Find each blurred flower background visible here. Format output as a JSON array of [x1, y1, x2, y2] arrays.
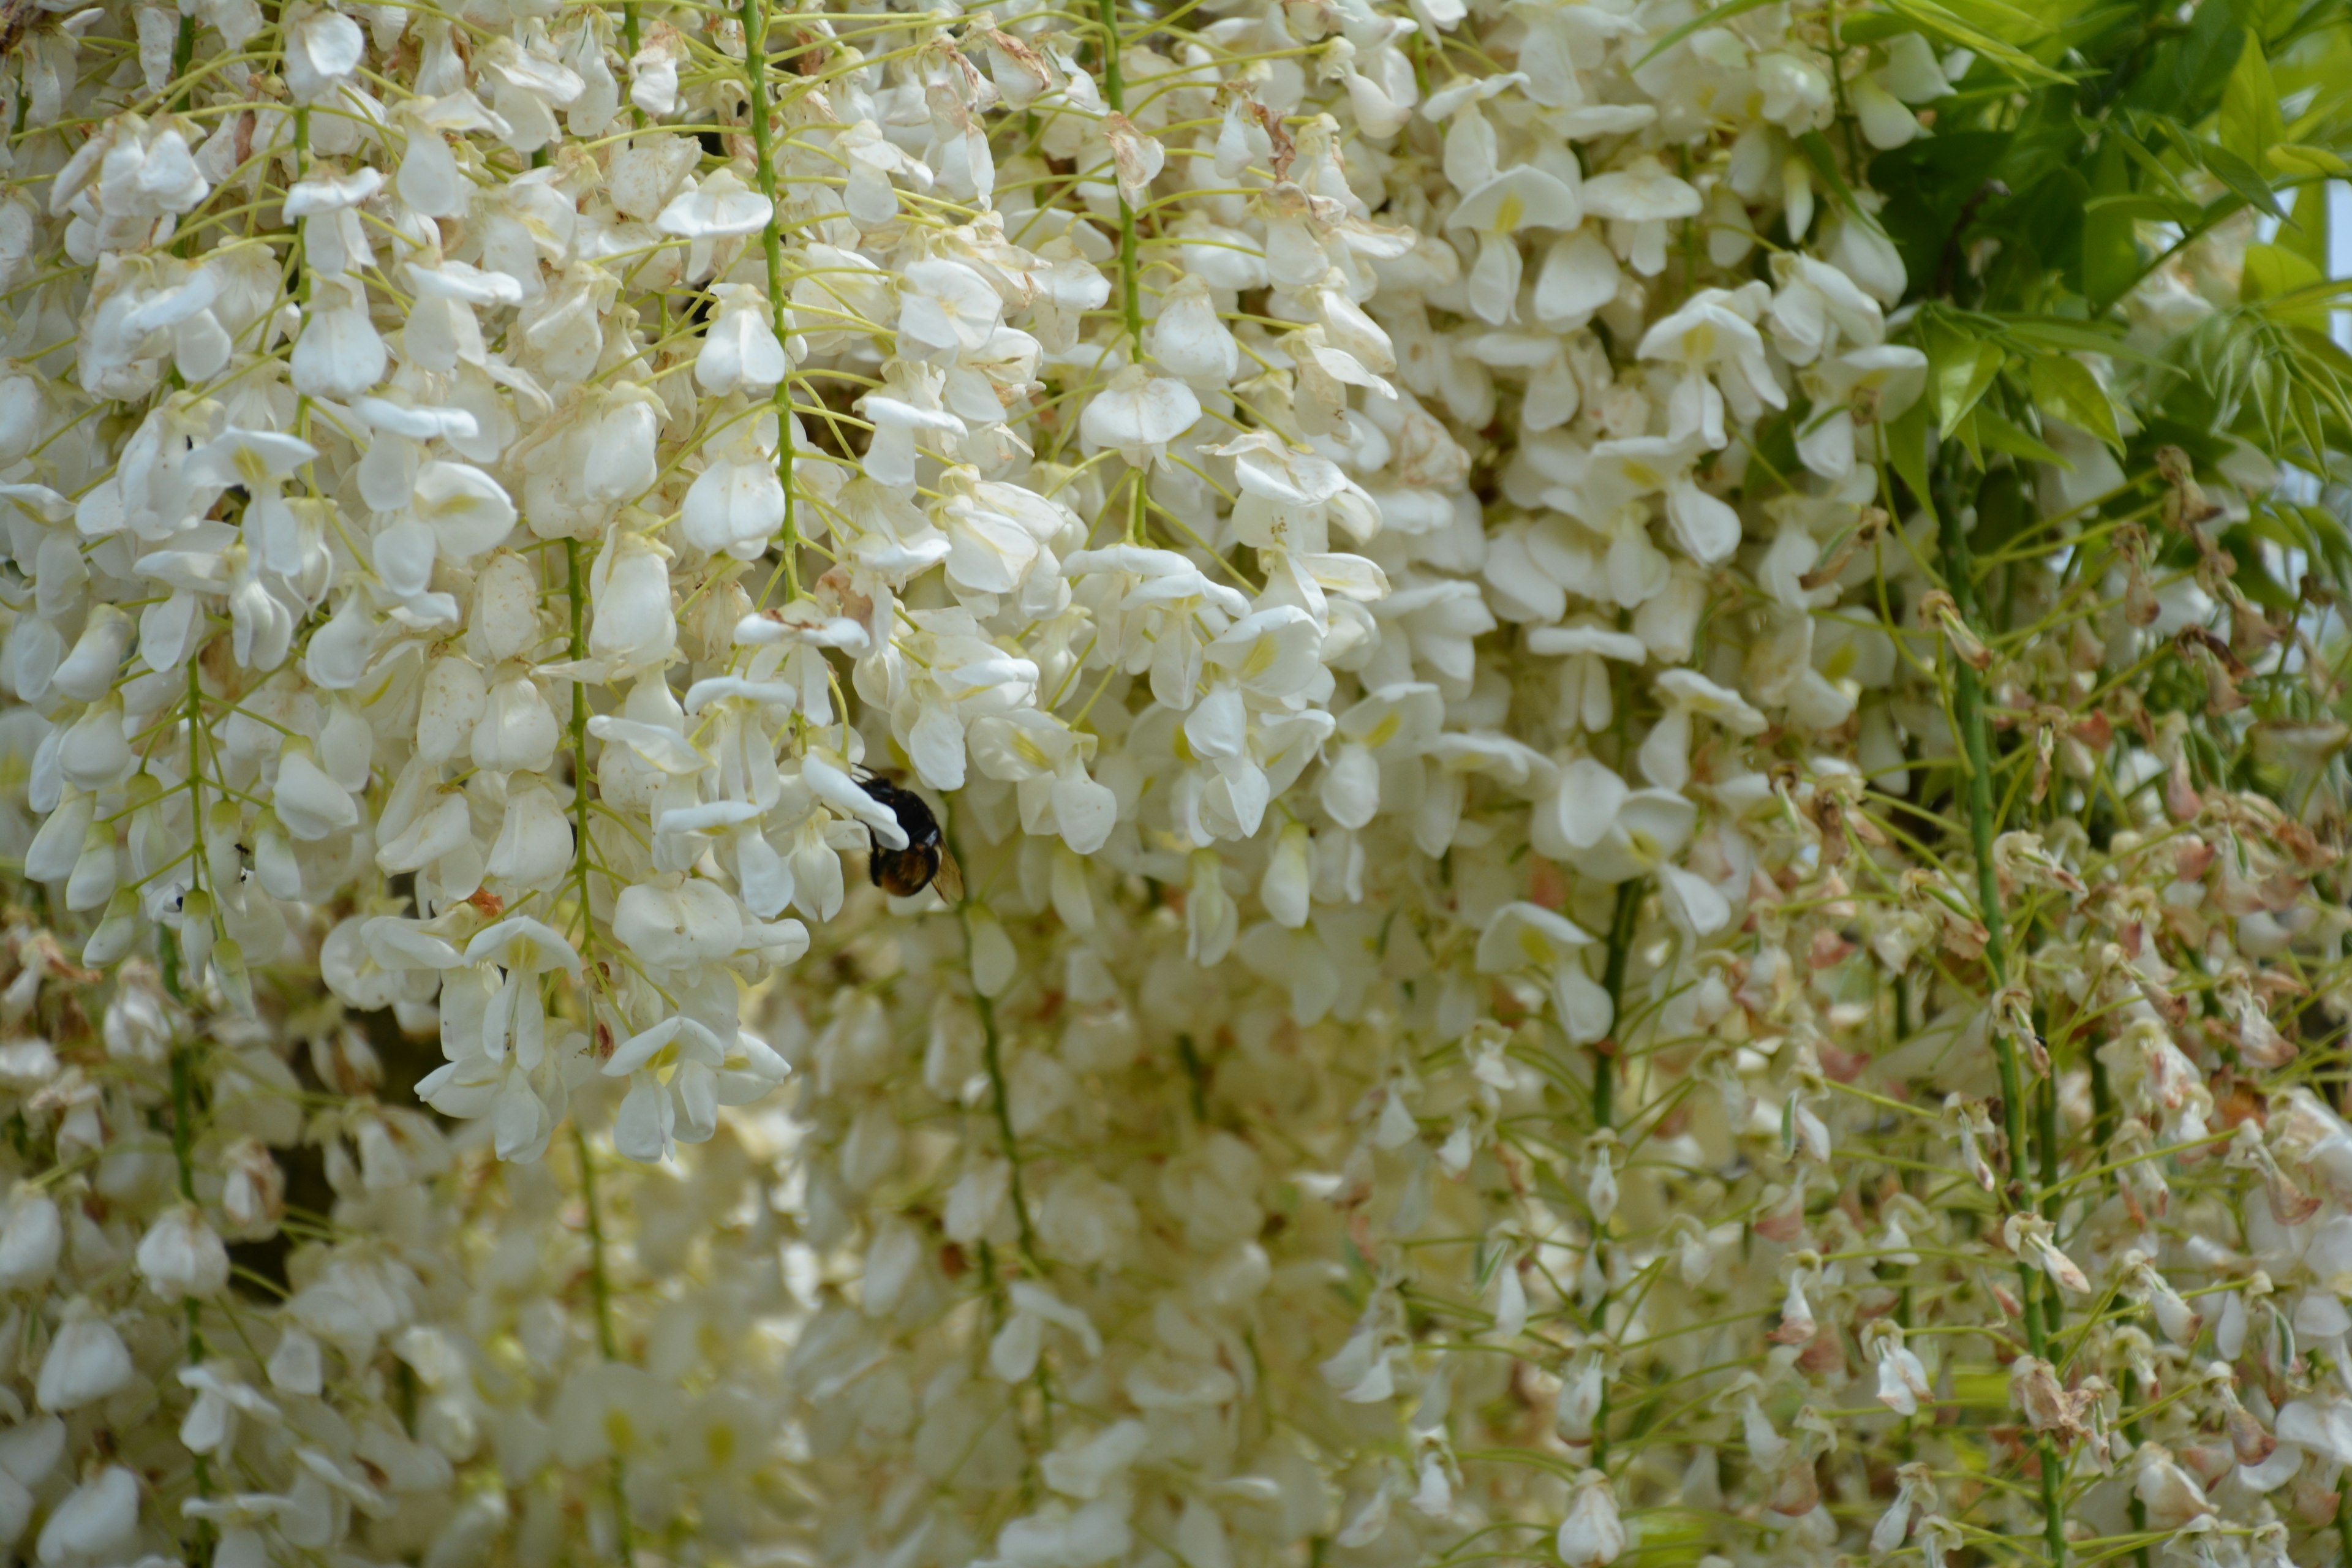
[[4, 0, 2352, 1565]]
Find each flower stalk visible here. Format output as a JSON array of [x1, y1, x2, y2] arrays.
[[1585, 876, 1642, 1477], [567, 537, 596, 956], [1936, 486, 2065, 1568], [740, 0, 798, 595], [573, 1124, 636, 1567], [1096, 0, 1142, 347]]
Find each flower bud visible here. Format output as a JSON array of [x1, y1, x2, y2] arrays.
[[136, 1203, 230, 1301], [1556, 1471, 1624, 1568]]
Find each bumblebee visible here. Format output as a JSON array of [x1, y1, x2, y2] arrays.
[[859, 777, 963, 903]]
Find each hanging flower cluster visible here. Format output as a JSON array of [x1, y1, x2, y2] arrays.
[[6, 0, 2352, 1559]]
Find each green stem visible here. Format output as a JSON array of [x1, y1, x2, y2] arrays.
[[1175, 1033, 1209, 1125], [2087, 1047, 2116, 1150], [181, 655, 209, 919], [566, 539, 595, 954], [575, 1126, 620, 1360], [571, 1123, 634, 1566], [168, 15, 197, 111], [741, 0, 799, 598], [1116, 201, 1142, 348], [2036, 1071, 2063, 1338], [621, 3, 645, 128], [2098, 1058, 2150, 1568], [164, 1045, 216, 1531], [170, 658, 214, 1288], [157, 918, 216, 1539], [1587, 876, 1643, 1474], [944, 821, 1038, 1267], [167, 1050, 199, 1209], [973, 956, 1037, 1265], [560, 539, 627, 1560], [1593, 878, 1642, 1131], [1093, 0, 1142, 347], [2124, 1368, 2152, 1568], [1934, 486, 2065, 1568], [159, 924, 183, 1008]]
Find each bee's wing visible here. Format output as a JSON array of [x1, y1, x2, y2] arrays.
[[932, 849, 963, 906]]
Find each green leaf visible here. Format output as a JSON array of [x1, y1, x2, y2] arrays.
[[1630, 0, 1779, 67], [2297, 503, 2352, 573], [2029, 355, 2122, 450], [2192, 140, 2288, 219], [2245, 241, 2325, 293], [2113, 125, 2193, 196], [2082, 136, 2139, 307], [1885, 395, 1936, 518], [2002, 316, 2165, 367], [2280, 178, 2329, 273], [1953, 406, 1985, 467], [1928, 325, 2005, 432], [2247, 503, 2309, 554], [1936, 0, 2054, 37], [2220, 32, 2285, 172], [1974, 405, 2071, 466], [2283, 46, 2352, 141], [1879, 0, 2071, 83], [1744, 409, 1802, 493], [2135, 415, 2234, 469], [1866, 129, 2013, 287], [2132, 4, 2242, 121], [2271, 143, 2352, 176], [1836, 13, 1915, 43], [2082, 192, 2204, 222], [2243, 242, 2334, 333], [2286, 319, 2352, 386], [1795, 130, 1864, 222], [1972, 466, 2032, 558]]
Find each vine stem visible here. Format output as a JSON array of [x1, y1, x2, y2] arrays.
[[1093, 0, 1141, 345], [741, 0, 799, 599], [157, 929, 217, 1544], [167, 1048, 213, 1371], [1592, 880, 1641, 1132], [944, 819, 1038, 1267], [571, 1124, 635, 1566], [1934, 489, 2067, 1568], [560, 543, 630, 1565], [1586, 876, 1642, 1474], [1093, 0, 1148, 550], [167, 15, 197, 111], [2092, 1061, 2152, 1568], [575, 1126, 622, 1362], [566, 539, 595, 953], [972, 975, 1038, 1264], [620, 2, 644, 129], [160, 643, 217, 1539]]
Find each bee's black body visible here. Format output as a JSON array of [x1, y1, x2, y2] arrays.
[[860, 777, 959, 900]]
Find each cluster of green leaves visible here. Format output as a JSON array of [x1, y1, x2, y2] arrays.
[[1850, 0, 2352, 731]]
